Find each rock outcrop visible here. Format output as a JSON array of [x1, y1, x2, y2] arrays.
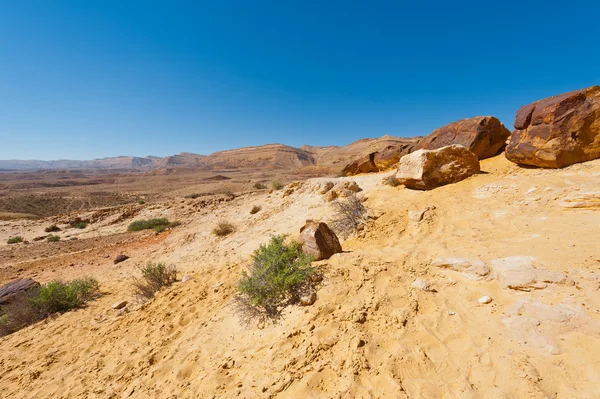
[[505, 86, 600, 168], [417, 116, 511, 159], [298, 221, 342, 260], [395, 145, 480, 190], [341, 153, 379, 176], [0, 278, 40, 305]]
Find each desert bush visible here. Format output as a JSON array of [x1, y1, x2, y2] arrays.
[[127, 218, 173, 232], [250, 205, 262, 214], [47, 235, 61, 242], [130, 262, 177, 300], [383, 175, 401, 187], [213, 220, 235, 237], [329, 194, 368, 238], [7, 236, 23, 244], [69, 218, 89, 229], [0, 277, 99, 336], [271, 180, 284, 190], [185, 193, 202, 199], [253, 182, 267, 190], [235, 235, 315, 322], [44, 224, 61, 233], [137, 199, 145, 205]]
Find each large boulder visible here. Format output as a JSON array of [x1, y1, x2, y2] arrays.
[[341, 153, 379, 176], [298, 221, 342, 261], [373, 143, 417, 170], [506, 86, 600, 168], [395, 145, 480, 190], [417, 116, 511, 159], [0, 278, 40, 305]]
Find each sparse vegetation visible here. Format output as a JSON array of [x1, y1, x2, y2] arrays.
[[44, 224, 61, 233], [383, 174, 401, 187], [271, 180, 284, 190], [137, 199, 145, 205], [130, 262, 177, 300], [185, 193, 202, 199], [7, 236, 23, 244], [127, 218, 175, 232], [235, 235, 315, 322], [253, 182, 267, 190], [329, 194, 368, 238], [213, 220, 235, 237], [250, 205, 262, 214], [69, 218, 89, 229], [0, 277, 99, 336], [47, 235, 61, 242]]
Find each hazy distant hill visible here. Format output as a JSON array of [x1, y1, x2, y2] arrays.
[[0, 136, 419, 173]]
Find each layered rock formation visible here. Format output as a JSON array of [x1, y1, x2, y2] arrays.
[[395, 145, 480, 190], [505, 86, 600, 168], [417, 116, 511, 159]]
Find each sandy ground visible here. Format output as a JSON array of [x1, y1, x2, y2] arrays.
[[1, 155, 600, 398]]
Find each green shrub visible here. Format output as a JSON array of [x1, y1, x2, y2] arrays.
[[236, 235, 315, 321], [44, 224, 61, 233], [7, 236, 23, 244], [250, 205, 262, 215], [0, 277, 99, 336], [137, 199, 145, 205], [47, 235, 61, 242], [130, 262, 177, 300], [69, 218, 89, 229], [213, 221, 235, 237], [127, 218, 173, 232], [253, 182, 267, 190], [271, 180, 283, 190]]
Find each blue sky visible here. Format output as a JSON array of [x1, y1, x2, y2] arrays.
[[1, 1, 599, 160]]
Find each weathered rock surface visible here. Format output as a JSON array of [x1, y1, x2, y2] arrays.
[[417, 116, 511, 159], [341, 153, 379, 176], [432, 257, 490, 280], [491, 257, 573, 291], [558, 192, 600, 209], [298, 221, 342, 261], [0, 278, 40, 305], [395, 145, 480, 190], [299, 292, 317, 306], [112, 301, 128, 309], [505, 86, 600, 168], [373, 143, 417, 170]]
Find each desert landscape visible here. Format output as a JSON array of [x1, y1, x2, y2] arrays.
[[0, 86, 599, 398]]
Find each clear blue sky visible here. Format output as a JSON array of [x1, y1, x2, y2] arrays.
[[1, 1, 599, 160]]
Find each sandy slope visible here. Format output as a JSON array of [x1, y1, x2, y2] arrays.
[[1, 155, 600, 398]]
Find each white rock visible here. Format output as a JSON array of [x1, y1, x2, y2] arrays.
[[411, 278, 432, 291], [181, 275, 193, 283], [478, 295, 492, 304], [432, 257, 490, 280]]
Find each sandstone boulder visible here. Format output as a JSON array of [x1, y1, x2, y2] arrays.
[[341, 153, 379, 176], [506, 86, 600, 168], [0, 278, 40, 305], [395, 145, 480, 190], [373, 143, 417, 170], [299, 221, 342, 261], [418, 116, 511, 159]]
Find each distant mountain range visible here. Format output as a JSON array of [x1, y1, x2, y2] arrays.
[[0, 136, 421, 173]]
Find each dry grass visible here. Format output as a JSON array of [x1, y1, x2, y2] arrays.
[[329, 194, 368, 238], [130, 263, 177, 301], [213, 221, 235, 236]]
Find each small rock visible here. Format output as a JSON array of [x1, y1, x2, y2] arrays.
[[478, 295, 492, 304], [112, 301, 128, 310], [114, 254, 129, 264], [352, 337, 366, 348], [411, 278, 432, 291], [300, 292, 317, 306], [181, 275, 193, 283], [448, 311, 456, 316]]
